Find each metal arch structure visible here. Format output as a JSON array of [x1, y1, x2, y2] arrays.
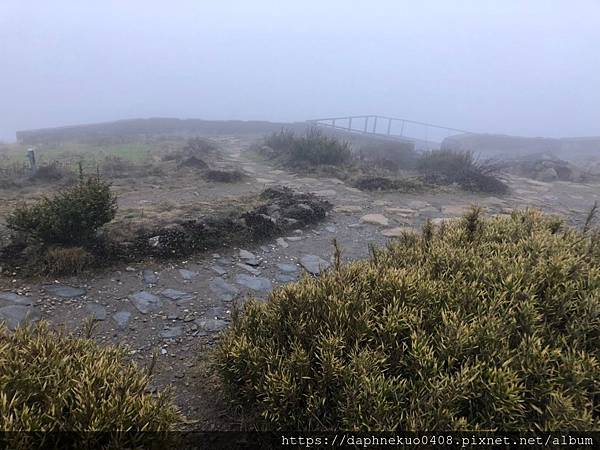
[[307, 115, 473, 150]]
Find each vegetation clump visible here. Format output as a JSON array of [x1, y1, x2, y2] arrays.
[[416, 149, 507, 194], [0, 322, 180, 448], [352, 175, 423, 192], [263, 128, 352, 167], [6, 174, 117, 246], [216, 209, 599, 431], [204, 169, 246, 183]]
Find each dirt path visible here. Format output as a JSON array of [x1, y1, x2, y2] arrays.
[[1, 137, 599, 428]]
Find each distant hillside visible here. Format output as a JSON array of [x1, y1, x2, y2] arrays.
[[16, 118, 309, 144], [442, 133, 600, 159]]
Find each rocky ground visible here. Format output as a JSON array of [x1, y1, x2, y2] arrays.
[[1, 137, 599, 429]]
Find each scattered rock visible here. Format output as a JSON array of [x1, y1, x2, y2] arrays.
[[276, 274, 297, 283], [360, 214, 390, 226], [382, 227, 416, 237], [143, 269, 158, 285], [0, 305, 40, 330], [0, 292, 32, 308], [236, 263, 261, 276], [235, 274, 273, 292], [277, 263, 298, 273], [211, 265, 227, 276], [209, 278, 239, 301], [299, 255, 330, 275], [45, 285, 86, 298], [160, 326, 183, 339], [129, 291, 162, 314], [194, 318, 228, 332], [239, 250, 260, 266], [160, 289, 194, 302], [85, 303, 107, 321], [179, 269, 198, 281], [334, 205, 362, 213], [112, 311, 131, 328]]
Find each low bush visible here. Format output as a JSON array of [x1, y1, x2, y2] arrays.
[[352, 176, 424, 192], [263, 128, 352, 167], [6, 175, 117, 246], [163, 137, 219, 162], [0, 322, 180, 447], [215, 209, 600, 431], [417, 150, 507, 194], [30, 162, 71, 182], [41, 246, 93, 275], [204, 169, 246, 183]]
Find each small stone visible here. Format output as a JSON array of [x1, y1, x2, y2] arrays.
[[235, 274, 273, 292], [277, 263, 298, 273], [160, 326, 183, 339], [325, 226, 337, 233], [160, 289, 194, 302], [142, 269, 158, 285], [276, 237, 289, 248], [85, 303, 107, 321], [211, 265, 227, 276], [0, 305, 40, 330], [209, 278, 239, 301], [333, 205, 362, 213], [129, 291, 162, 314], [194, 318, 227, 332], [179, 269, 198, 281], [45, 285, 86, 298], [0, 292, 32, 308], [286, 236, 302, 242], [360, 214, 389, 226], [239, 249, 260, 266], [236, 263, 261, 276], [382, 227, 416, 237], [299, 255, 330, 275]]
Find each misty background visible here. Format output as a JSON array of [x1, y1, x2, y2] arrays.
[[1, 0, 599, 142]]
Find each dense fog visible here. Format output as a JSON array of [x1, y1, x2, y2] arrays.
[[1, 0, 599, 141]]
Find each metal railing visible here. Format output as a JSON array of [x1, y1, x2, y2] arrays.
[[308, 115, 473, 149]]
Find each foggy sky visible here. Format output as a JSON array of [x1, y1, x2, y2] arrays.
[[1, 0, 599, 142]]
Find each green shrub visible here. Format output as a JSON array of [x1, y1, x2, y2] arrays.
[[6, 175, 117, 246], [42, 246, 93, 275], [215, 209, 600, 431], [0, 322, 180, 447], [264, 128, 352, 167], [417, 149, 507, 194], [352, 175, 424, 192]]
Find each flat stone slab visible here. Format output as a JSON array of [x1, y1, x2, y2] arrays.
[[236, 262, 261, 276], [277, 263, 298, 273], [286, 236, 303, 242], [0, 305, 40, 330], [239, 249, 260, 266], [179, 269, 198, 281], [160, 289, 194, 302], [45, 285, 86, 298], [300, 255, 330, 275], [235, 274, 273, 292], [384, 207, 417, 216], [276, 274, 298, 283], [113, 311, 132, 328], [407, 200, 431, 209], [195, 318, 228, 332], [160, 326, 183, 339], [209, 278, 239, 301], [129, 291, 162, 314], [0, 292, 32, 307], [85, 303, 107, 321], [360, 214, 390, 226], [143, 269, 158, 285], [382, 227, 416, 237], [211, 265, 227, 276], [334, 205, 363, 213]]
